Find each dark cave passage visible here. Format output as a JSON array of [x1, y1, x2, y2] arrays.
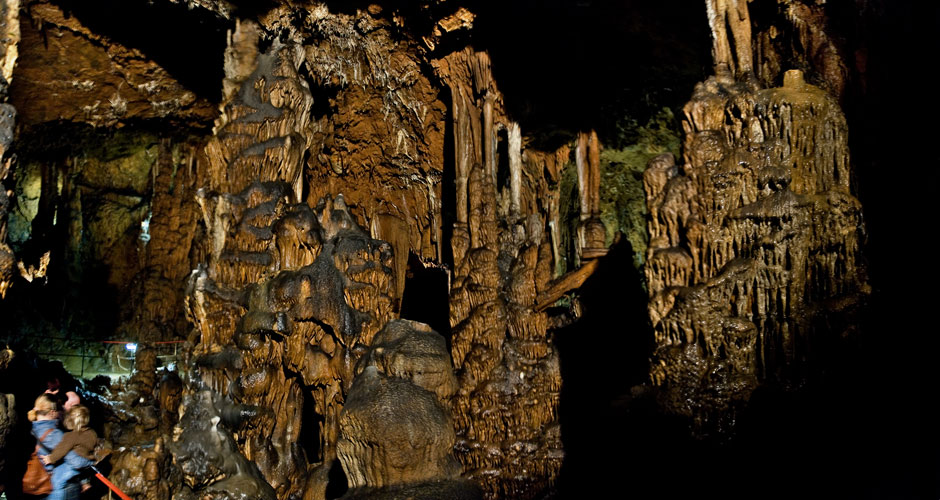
[[468, 0, 712, 147], [298, 388, 323, 464], [399, 251, 451, 340]]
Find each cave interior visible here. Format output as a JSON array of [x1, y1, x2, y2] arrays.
[[0, 0, 936, 499]]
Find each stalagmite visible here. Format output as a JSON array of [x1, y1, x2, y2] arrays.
[[576, 130, 606, 259], [644, 58, 868, 430], [508, 122, 523, 216], [337, 320, 480, 498], [1, 2, 897, 498]]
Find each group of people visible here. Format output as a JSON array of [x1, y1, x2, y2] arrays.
[[26, 382, 97, 499]]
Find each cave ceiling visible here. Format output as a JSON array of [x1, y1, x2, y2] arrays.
[[11, 0, 223, 127]]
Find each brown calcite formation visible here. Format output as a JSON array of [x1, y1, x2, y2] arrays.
[[706, 0, 754, 79], [205, 19, 312, 196], [644, 71, 868, 430], [110, 437, 175, 500], [296, 8, 448, 290], [9, 1, 216, 127], [434, 48, 563, 499], [0, 0, 16, 299], [353, 319, 458, 401], [170, 389, 277, 500], [118, 140, 206, 343], [184, 17, 398, 498], [337, 319, 477, 499], [187, 184, 396, 498], [753, 1, 849, 101], [0, 156, 13, 298]]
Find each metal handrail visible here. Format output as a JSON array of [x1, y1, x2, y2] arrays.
[[2, 336, 185, 378]]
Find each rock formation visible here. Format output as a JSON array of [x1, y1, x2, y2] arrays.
[[183, 17, 400, 498], [337, 319, 478, 500], [0, 0, 17, 299], [170, 388, 277, 500], [434, 47, 567, 499], [645, 18, 868, 430]]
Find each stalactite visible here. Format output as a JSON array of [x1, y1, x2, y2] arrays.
[[707, 0, 754, 79]]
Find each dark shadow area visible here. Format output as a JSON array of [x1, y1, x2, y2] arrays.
[[298, 388, 323, 464], [828, 1, 938, 496], [495, 128, 510, 193], [558, 242, 935, 497], [324, 458, 348, 500], [555, 237, 654, 496], [399, 252, 451, 340], [468, 0, 712, 148], [438, 85, 457, 272]]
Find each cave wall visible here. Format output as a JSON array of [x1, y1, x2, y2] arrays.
[[0, 0, 18, 299]]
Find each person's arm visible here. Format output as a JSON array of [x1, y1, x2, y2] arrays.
[[39, 428, 63, 454], [44, 432, 76, 463]]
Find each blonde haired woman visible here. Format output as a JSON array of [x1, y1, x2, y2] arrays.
[[28, 394, 64, 478]]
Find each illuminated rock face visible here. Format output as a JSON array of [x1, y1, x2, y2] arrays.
[[337, 319, 480, 499], [182, 19, 398, 499], [644, 72, 868, 431], [433, 47, 565, 500], [159, 10, 565, 500]]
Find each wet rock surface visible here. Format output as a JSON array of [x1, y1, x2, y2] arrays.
[[188, 185, 396, 498], [644, 72, 868, 431], [338, 320, 478, 499], [170, 389, 277, 500]]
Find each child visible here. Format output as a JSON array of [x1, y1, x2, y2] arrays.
[[28, 394, 64, 474], [40, 405, 97, 500]]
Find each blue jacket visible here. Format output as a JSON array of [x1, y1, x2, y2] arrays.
[[31, 419, 64, 472]]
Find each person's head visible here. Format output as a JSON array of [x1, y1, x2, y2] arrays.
[[27, 394, 58, 422], [64, 405, 90, 431], [45, 378, 61, 395], [64, 391, 80, 411]]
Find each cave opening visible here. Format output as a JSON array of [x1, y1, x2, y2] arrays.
[[298, 388, 323, 464], [439, 84, 457, 272], [398, 251, 451, 341], [495, 127, 510, 197], [324, 458, 348, 500]]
